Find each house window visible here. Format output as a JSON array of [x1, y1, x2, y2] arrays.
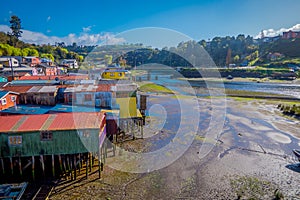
[[83, 130, 90, 138], [8, 136, 22, 146], [1, 98, 7, 105], [84, 94, 92, 101], [69, 94, 76, 103], [110, 73, 114, 77], [40, 131, 53, 141], [78, 130, 90, 138], [119, 73, 123, 77], [11, 96, 16, 102]]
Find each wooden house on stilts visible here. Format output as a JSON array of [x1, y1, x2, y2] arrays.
[[0, 112, 107, 182]]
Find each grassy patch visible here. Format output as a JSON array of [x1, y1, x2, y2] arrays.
[[230, 176, 281, 199], [231, 97, 257, 101], [138, 83, 173, 94], [225, 89, 282, 97]]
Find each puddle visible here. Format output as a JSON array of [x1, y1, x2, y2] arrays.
[[266, 132, 292, 144]]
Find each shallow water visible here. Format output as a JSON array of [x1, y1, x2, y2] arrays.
[[137, 73, 300, 98]]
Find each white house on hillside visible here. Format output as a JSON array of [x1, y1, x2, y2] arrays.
[[61, 59, 78, 69]]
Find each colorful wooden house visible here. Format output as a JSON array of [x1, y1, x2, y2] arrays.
[[63, 84, 113, 107], [0, 76, 7, 83], [24, 56, 40, 67], [0, 112, 107, 180], [101, 65, 130, 80], [26, 86, 58, 106], [0, 91, 19, 111]]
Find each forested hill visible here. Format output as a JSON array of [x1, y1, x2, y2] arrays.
[[87, 35, 300, 68], [2, 29, 300, 68], [0, 32, 85, 62]]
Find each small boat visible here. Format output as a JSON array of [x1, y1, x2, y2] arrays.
[[226, 75, 233, 80], [0, 182, 27, 200], [292, 149, 300, 161]]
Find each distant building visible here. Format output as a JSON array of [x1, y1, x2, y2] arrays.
[[0, 90, 19, 111], [282, 30, 300, 39], [40, 58, 54, 66], [261, 35, 281, 43], [0, 57, 20, 68], [0, 76, 7, 83], [24, 56, 41, 67], [35, 63, 58, 76], [101, 65, 129, 80], [61, 59, 78, 69], [267, 52, 284, 61]]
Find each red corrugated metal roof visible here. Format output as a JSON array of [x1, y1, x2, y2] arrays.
[[96, 84, 114, 92], [49, 112, 104, 130], [19, 75, 88, 80], [0, 112, 105, 133], [1, 86, 33, 93], [17, 115, 50, 132], [0, 115, 23, 132]]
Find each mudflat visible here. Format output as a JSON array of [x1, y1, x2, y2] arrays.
[[49, 96, 300, 200]]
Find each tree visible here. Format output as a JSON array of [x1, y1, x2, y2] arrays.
[[233, 55, 240, 63], [41, 53, 54, 61], [226, 48, 232, 67], [8, 15, 23, 46]]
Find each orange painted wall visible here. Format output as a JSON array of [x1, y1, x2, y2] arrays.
[[0, 94, 18, 111]]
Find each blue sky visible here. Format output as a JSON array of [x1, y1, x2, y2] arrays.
[[1, 0, 300, 45]]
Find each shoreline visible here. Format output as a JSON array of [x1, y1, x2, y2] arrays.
[[180, 77, 300, 84]]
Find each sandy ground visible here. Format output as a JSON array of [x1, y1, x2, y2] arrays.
[[49, 96, 300, 200]]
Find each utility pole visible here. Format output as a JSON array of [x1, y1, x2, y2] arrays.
[[10, 57, 14, 80]]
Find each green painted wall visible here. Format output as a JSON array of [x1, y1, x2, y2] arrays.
[[0, 129, 100, 158]]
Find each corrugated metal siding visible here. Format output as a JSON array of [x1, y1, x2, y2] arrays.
[[0, 129, 100, 157]]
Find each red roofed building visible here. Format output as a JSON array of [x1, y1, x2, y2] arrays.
[[19, 75, 89, 81], [282, 30, 300, 39], [0, 112, 106, 157], [0, 112, 107, 181]]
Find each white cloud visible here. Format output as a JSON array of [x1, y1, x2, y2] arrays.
[[256, 24, 300, 38], [47, 16, 51, 22], [0, 25, 125, 46], [82, 26, 92, 32]]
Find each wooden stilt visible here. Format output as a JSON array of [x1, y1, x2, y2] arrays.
[[40, 155, 45, 178], [70, 156, 73, 180], [98, 159, 101, 179], [131, 120, 135, 140], [141, 120, 144, 139], [78, 154, 81, 174], [32, 156, 35, 181], [92, 153, 95, 166], [73, 154, 77, 180], [10, 157, 13, 175], [62, 155, 66, 173], [66, 155, 70, 171], [19, 157, 22, 177], [105, 139, 108, 159], [52, 154, 55, 177], [98, 149, 101, 179], [1, 158, 4, 175], [67, 155, 72, 180], [58, 155, 63, 173], [85, 155, 88, 179], [113, 142, 116, 157], [102, 146, 106, 164], [126, 120, 129, 133], [89, 153, 92, 172]]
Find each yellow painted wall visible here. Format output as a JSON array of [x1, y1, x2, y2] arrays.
[[116, 97, 141, 118], [101, 71, 126, 79]]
